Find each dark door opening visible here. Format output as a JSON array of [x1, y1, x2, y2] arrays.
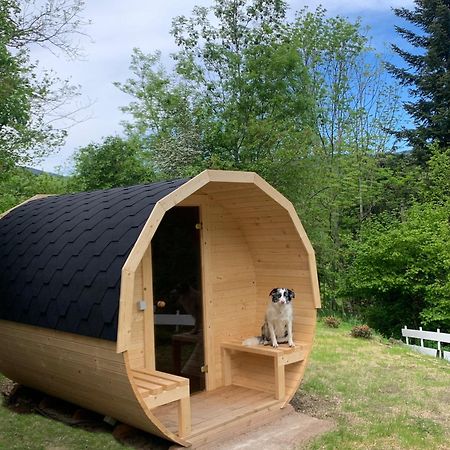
[[151, 207, 204, 393]]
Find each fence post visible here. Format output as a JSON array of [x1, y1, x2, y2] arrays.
[[404, 325, 409, 345], [437, 329, 441, 358], [419, 326, 424, 348]]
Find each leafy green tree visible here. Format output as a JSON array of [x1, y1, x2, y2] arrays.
[[116, 0, 315, 179], [0, 0, 87, 175], [343, 202, 450, 336], [287, 9, 402, 310], [387, 0, 450, 163], [71, 136, 154, 190], [419, 146, 450, 203]]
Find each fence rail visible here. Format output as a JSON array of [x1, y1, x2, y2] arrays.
[[402, 326, 450, 361]]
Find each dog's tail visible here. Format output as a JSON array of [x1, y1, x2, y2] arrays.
[[242, 336, 263, 346]]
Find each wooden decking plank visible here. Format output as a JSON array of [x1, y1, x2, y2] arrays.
[[151, 385, 280, 438]]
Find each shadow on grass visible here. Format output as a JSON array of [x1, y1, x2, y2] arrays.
[[1, 379, 171, 450]]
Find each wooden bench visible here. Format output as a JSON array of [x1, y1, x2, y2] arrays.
[[221, 341, 306, 400], [131, 369, 191, 438]]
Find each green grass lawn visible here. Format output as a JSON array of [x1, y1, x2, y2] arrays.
[[1, 322, 449, 449], [294, 321, 450, 450]]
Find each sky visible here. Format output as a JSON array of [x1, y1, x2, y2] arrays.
[[29, 0, 415, 174]]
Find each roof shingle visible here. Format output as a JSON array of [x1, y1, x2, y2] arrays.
[[0, 179, 187, 341]]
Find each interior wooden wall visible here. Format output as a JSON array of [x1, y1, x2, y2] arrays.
[[199, 183, 317, 399], [202, 199, 257, 390]]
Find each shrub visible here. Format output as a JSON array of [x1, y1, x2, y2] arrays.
[[323, 316, 341, 328], [351, 324, 373, 339]]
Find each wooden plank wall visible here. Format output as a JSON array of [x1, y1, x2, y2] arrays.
[[205, 201, 258, 390], [206, 185, 317, 399], [0, 320, 165, 437]]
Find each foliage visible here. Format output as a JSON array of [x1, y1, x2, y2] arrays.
[[343, 202, 450, 336], [387, 0, 450, 163], [418, 146, 450, 203], [323, 316, 341, 328], [287, 9, 401, 310], [71, 136, 154, 191], [0, 167, 69, 213], [0, 0, 87, 174], [116, 0, 316, 180], [350, 324, 373, 339]]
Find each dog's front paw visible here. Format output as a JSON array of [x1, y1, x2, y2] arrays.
[[272, 341, 279, 348], [289, 340, 295, 347]]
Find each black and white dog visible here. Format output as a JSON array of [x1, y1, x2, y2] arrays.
[[243, 288, 295, 348]]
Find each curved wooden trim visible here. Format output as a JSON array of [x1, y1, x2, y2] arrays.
[[117, 169, 320, 352]]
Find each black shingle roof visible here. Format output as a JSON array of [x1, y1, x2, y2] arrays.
[[0, 179, 188, 341]]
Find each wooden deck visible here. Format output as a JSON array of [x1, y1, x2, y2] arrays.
[[151, 385, 280, 441]]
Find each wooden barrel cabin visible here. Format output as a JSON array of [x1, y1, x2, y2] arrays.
[[0, 170, 321, 447]]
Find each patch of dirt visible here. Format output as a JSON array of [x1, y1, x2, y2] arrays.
[[290, 391, 341, 420], [1, 382, 170, 449]]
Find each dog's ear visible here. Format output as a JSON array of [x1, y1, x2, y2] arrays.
[[269, 288, 278, 297], [287, 289, 295, 300]]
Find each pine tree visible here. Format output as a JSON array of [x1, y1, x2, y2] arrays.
[[387, 0, 450, 163]]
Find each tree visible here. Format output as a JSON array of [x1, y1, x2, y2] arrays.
[[71, 136, 154, 191], [343, 202, 450, 336], [0, 0, 88, 175], [116, 0, 316, 179], [387, 0, 450, 163], [287, 9, 402, 310]]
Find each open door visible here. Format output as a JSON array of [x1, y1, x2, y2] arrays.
[[151, 207, 205, 393]]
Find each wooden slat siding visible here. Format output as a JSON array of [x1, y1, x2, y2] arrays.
[[126, 262, 145, 370], [0, 320, 180, 441], [142, 247, 155, 369]]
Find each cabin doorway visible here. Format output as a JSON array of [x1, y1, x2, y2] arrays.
[[151, 207, 205, 393]]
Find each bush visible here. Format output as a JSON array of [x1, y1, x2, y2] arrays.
[[351, 325, 373, 339], [342, 202, 450, 337], [323, 316, 341, 328]]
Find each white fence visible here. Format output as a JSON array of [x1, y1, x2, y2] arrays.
[[402, 326, 450, 361]]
